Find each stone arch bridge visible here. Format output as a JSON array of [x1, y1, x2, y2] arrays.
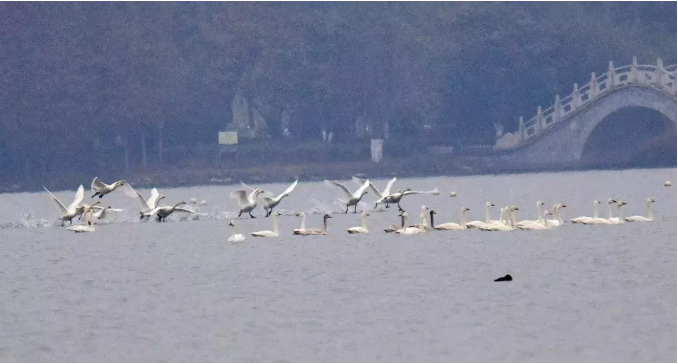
[[477, 57, 676, 170]]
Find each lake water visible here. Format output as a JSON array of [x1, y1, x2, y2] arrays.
[[1, 168, 676, 362]]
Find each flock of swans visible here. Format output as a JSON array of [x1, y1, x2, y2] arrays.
[[42, 176, 659, 238]]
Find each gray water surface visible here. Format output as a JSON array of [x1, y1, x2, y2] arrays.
[[1, 168, 676, 362]]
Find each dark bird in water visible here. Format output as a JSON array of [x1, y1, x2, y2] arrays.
[[494, 274, 512, 282]]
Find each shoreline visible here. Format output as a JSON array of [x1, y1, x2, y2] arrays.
[[1, 156, 674, 194]]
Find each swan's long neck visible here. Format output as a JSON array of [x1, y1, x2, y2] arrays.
[[555, 205, 563, 223], [485, 205, 491, 223], [273, 214, 279, 234], [171, 202, 183, 212], [617, 204, 624, 220], [418, 214, 426, 228], [607, 203, 614, 219], [430, 212, 435, 227], [361, 214, 368, 229], [646, 202, 654, 219], [299, 215, 306, 230], [323, 216, 329, 233], [460, 210, 468, 229], [593, 202, 599, 219], [400, 214, 405, 228], [509, 210, 517, 228], [402, 214, 409, 227], [536, 204, 542, 220], [231, 224, 237, 235]]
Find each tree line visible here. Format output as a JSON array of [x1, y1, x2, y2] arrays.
[[0, 2, 674, 183]]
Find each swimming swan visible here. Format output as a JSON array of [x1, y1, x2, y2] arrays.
[[384, 213, 406, 233], [516, 201, 545, 226], [570, 200, 600, 224], [251, 211, 281, 237], [325, 179, 371, 213], [608, 200, 627, 224], [395, 211, 426, 235], [296, 214, 333, 235], [293, 212, 309, 235], [434, 207, 470, 230], [228, 221, 246, 242], [466, 202, 495, 229], [242, 180, 299, 217], [518, 211, 552, 230], [347, 211, 370, 234], [479, 206, 518, 231], [624, 198, 655, 222], [546, 203, 566, 227], [582, 198, 617, 225], [91, 177, 126, 199], [230, 188, 266, 218], [44, 184, 85, 226]]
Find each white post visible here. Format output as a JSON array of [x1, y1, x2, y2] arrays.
[[572, 83, 580, 109], [631, 56, 638, 83], [590, 72, 597, 100], [554, 95, 561, 123], [518, 116, 525, 141], [656, 57, 664, 88], [608, 61, 615, 88], [536, 106, 543, 133]]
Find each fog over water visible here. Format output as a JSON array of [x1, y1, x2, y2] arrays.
[[0, 168, 675, 362]]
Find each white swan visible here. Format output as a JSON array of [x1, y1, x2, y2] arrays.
[[242, 180, 299, 217], [295, 214, 332, 235], [251, 212, 280, 237], [518, 211, 552, 230], [408, 205, 433, 231], [228, 221, 246, 242], [434, 207, 470, 230], [91, 205, 125, 221], [479, 206, 518, 231], [395, 211, 426, 235], [130, 186, 166, 220], [347, 211, 370, 234], [66, 202, 98, 233], [516, 201, 545, 226], [148, 201, 187, 222], [352, 176, 398, 209], [91, 177, 126, 199], [570, 200, 600, 224], [582, 198, 617, 225], [325, 179, 371, 213], [466, 202, 495, 229], [44, 184, 85, 226], [230, 188, 266, 218], [379, 187, 439, 212], [625, 198, 655, 222], [546, 203, 566, 227], [608, 200, 627, 224], [293, 212, 309, 235]]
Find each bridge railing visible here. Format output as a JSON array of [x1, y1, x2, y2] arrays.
[[496, 57, 677, 150]]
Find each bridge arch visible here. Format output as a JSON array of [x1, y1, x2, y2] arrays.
[[484, 57, 677, 169]]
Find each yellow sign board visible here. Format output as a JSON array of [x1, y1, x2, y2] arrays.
[[218, 131, 238, 145]]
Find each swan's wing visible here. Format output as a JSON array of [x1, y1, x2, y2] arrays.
[[91, 177, 105, 192], [44, 187, 68, 214], [146, 188, 162, 207], [91, 206, 124, 212], [174, 207, 207, 216], [134, 190, 152, 211], [362, 181, 382, 197], [354, 179, 371, 197], [68, 185, 85, 210], [230, 189, 250, 205], [324, 180, 353, 198], [276, 179, 298, 199], [382, 177, 397, 196], [120, 183, 138, 198], [240, 181, 257, 192], [351, 176, 367, 185]]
